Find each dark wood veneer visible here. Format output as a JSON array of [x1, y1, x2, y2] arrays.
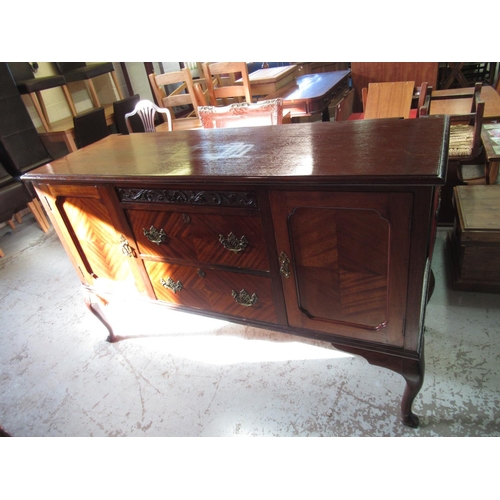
[[25, 116, 449, 428]]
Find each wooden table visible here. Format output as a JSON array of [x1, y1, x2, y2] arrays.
[[481, 123, 500, 184], [430, 85, 500, 122], [261, 70, 351, 121], [37, 105, 115, 153], [244, 65, 297, 97], [24, 116, 449, 428], [448, 185, 500, 293]]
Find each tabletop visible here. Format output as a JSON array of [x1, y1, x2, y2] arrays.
[[24, 116, 449, 187], [430, 85, 500, 120], [246, 65, 297, 84]]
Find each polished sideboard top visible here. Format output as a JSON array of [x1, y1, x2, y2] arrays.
[[24, 117, 449, 186]]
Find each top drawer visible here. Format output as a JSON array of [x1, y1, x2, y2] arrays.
[[126, 209, 269, 271]]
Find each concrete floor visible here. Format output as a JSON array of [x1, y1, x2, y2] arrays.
[[1, 210, 500, 437]]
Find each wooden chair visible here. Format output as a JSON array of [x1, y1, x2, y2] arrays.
[[113, 94, 142, 134], [1, 160, 50, 239], [362, 81, 415, 119], [124, 100, 172, 133], [8, 62, 78, 132], [198, 99, 283, 129], [73, 107, 110, 149], [148, 68, 201, 130], [201, 62, 252, 106], [55, 62, 123, 109]]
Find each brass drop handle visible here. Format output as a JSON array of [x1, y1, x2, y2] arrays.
[[143, 225, 167, 245], [231, 289, 258, 307], [160, 277, 183, 294], [219, 232, 248, 253], [120, 235, 134, 257], [279, 251, 291, 279]]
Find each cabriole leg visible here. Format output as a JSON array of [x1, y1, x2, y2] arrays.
[[331, 342, 425, 428], [83, 289, 116, 343]]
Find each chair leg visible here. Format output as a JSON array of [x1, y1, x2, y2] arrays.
[[27, 199, 50, 233], [110, 71, 124, 100], [7, 219, 16, 230], [61, 84, 78, 116], [28, 92, 51, 132], [0, 247, 4, 258], [86, 79, 101, 107]]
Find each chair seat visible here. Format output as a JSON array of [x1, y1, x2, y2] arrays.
[[15, 74, 67, 94], [449, 124, 475, 158], [61, 63, 115, 82]]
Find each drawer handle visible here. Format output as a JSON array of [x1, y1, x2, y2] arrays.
[[279, 251, 291, 279], [160, 277, 183, 294], [144, 225, 167, 245], [231, 289, 258, 307], [120, 235, 134, 257], [219, 232, 248, 253]]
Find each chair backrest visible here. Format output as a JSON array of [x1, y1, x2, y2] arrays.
[[55, 62, 87, 74], [7, 62, 35, 83], [363, 81, 415, 119], [198, 99, 283, 129], [113, 94, 142, 134], [73, 107, 110, 149], [124, 99, 172, 133], [148, 68, 200, 118], [201, 62, 252, 106], [448, 97, 485, 159]]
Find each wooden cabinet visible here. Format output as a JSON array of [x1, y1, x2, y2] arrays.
[[25, 117, 449, 428]]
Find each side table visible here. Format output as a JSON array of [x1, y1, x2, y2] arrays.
[[481, 123, 500, 184], [447, 185, 500, 293]]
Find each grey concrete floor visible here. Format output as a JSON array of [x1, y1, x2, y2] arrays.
[[1, 210, 500, 437]]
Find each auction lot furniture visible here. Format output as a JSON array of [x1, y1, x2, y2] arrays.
[[481, 123, 500, 184], [262, 70, 351, 121], [447, 185, 500, 293], [24, 116, 449, 428]]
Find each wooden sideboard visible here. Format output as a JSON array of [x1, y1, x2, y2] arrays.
[[24, 116, 449, 428]]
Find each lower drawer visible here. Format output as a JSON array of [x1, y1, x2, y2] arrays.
[[144, 261, 278, 324]]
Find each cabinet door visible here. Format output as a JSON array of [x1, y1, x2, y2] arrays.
[[271, 191, 413, 347], [36, 183, 145, 295]]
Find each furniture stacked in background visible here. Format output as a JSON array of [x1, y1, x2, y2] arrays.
[[448, 185, 500, 293], [0, 62, 52, 254], [54, 62, 123, 110], [350, 63, 439, 113], [8, 62, 77, 131], [8, 62, 124, 154], [198, 99, 284, 128], [148, 68, 202, 131]]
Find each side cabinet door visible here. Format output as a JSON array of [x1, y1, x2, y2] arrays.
[[271, 191, 413, 347], [35, 183, 146, 295]]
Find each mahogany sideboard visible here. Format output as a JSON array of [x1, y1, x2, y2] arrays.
[[24, 116, 450, 428]]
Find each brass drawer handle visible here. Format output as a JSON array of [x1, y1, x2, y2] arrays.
[[219, 232, 248, 253], [231, 289, 258, 307], [120, 235, 134, 257], [144, 225, 167, 245], [279, 251, 291, 278], [160, 277, 183, 294]]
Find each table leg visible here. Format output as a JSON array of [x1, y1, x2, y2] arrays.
[[330, 342, 424, 427], [62, 131, 78, 153], [486, 160, 499, 185], [83, 289, 116, 343]]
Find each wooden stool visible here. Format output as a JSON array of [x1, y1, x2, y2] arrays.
[[447, 185, 500, 293]]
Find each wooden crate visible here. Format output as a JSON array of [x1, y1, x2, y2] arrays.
[[447, 185, 500, 293]]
